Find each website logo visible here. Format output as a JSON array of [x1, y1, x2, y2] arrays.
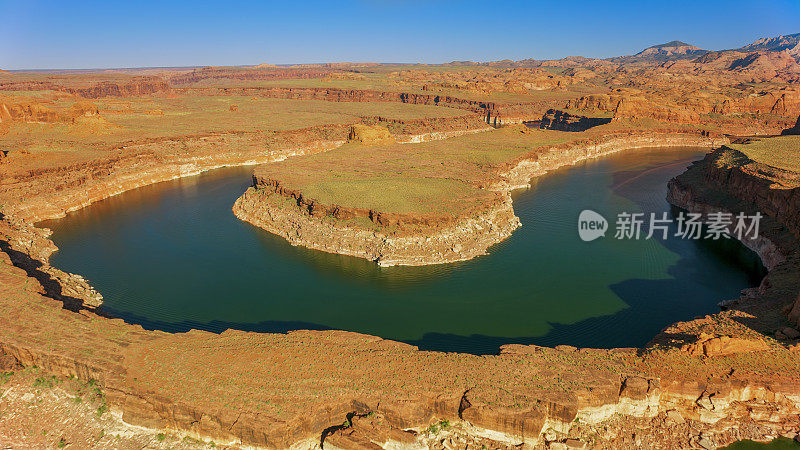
[[578, 210, 608, 242]]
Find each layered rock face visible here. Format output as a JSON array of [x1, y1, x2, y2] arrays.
[[565, 88, 800, 131], [362, 114, 491, 141], [2, 125, 350, 223], [0, 96, 101, 124], [233, 183, 519, 267], [668, 147, 800, 243], [0, 76, 170, 99], [666, 147, 800, 331], [186, 85, 505, 124], [567, 94, 701, 123], [168, 66, 336, 85], [64, 76, 170, 98], [0, 214, 102, 309], [347, 123, 395, 145]]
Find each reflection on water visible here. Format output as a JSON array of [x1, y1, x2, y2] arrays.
[[41, 147, 766, 354]]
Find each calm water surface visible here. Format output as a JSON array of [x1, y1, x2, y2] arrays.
[[725, 438, 800, 450], [42, 147, 766, 354]]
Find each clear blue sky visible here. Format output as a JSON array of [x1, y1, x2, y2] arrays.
[[2, 0, 799, 70]]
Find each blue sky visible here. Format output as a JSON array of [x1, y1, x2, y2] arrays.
[[2, 0, 799, 69]]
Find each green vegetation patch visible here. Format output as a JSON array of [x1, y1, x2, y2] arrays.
[[256, 126, 575, 216], [729, 135, 800, 172], [0, 95, 471, 157], [300, 177, 484, 215]]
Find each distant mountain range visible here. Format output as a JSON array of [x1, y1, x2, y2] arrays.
[[618, 33, 800, 63], [446, 32, 800, 69], [739, 32, 800, 57]]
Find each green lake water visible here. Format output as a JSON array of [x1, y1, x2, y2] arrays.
[[42, 146, 766, 354], [725, 438, 800, 449]]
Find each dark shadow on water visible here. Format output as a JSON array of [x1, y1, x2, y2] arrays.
[[105, 220, 766, 356], [100, 306, 334, 335], [0, 215, 87, 311]]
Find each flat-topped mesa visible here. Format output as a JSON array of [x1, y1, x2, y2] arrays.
[[65, 76, 170, 98], [0, 76, 170, 99], [183, 85, 505, 124], [234, 125, 724, 266], [168, 66, 338, 84], [236, 166, 517, 266], [252, 176, 467, 229]]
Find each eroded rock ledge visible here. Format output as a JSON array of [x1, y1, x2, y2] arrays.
[[234, 185, 520, 266], [234, 132, 727, 266]]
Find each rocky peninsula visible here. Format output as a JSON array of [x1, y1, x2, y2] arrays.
[[234, 125, 725, 266]]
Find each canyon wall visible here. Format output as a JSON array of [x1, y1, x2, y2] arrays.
[[493, 132, 727, 191], [1, 126, 350, 309], [184, 86, 507, 125], [0, 97, 100, 124], [566, 90, 800, 131], [2, 233, 800, 449], [0, 76, 170, 98], [667, 147, 800, 330], [4, 126, 350, 224], [168, 67, 336, 85]]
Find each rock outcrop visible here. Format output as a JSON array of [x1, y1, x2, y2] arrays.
[[233, 184, 518, 266], [680, 333, 770, 357], [168, 66, 336, 85], [566, 94, 701, 124], [347, 124, 395, 145], [184, 85, 504, 125], [0, 76, 169, 99], [667, 146, 800, 336], [783, 116, 800, 135], [0, 96, 101, 124], [539, 109, 611, 131]]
